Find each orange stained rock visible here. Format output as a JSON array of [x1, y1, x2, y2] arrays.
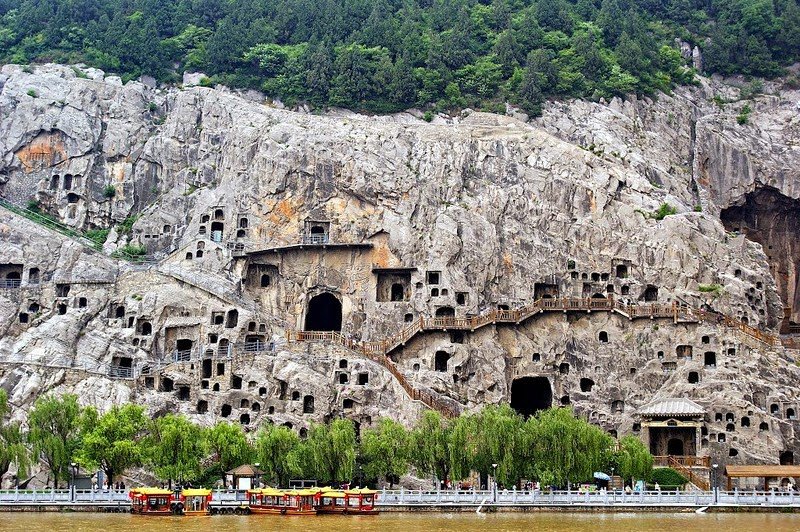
[[268, 197, 299, 225], [502, 253, 514, 273], [15, 132, 68, 172]]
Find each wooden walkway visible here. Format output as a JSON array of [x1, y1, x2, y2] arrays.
[[289, 296, 782, 418]]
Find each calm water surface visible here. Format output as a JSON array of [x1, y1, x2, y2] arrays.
[[1, 512, 799, 532]]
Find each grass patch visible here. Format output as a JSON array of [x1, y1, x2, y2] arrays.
[[698, 283, 723, 296], [117, 215, 139, 235], [651, 202, 677, 221], [736, 104, 752, 125], [85, 228, 110, 248]]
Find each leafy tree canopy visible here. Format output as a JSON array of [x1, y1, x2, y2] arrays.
[[2, 0, 797, 114]]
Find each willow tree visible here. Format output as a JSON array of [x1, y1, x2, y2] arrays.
[[304, 419, 356, 484], [361, 418, 409, 487], [468, 405, 525, 487], [27, 394, 81, 488], [255, 424, 301, 487], [0, 390, 28, 482], [448, 412, 476, 483], [616, 435, 653, 484], [207, 421, 254, 481], [410, 410, 452, 484], [146, 414, 207, 487], [525, 408, 613, 488], [76, 404, 148, 488]]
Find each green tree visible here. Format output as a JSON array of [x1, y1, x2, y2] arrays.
[[27, 394, 81, 488], [360, 418, 409, 487], [255, 424, 301, 487], [410, 410, 452, 484], [0, 390, 29, 482], [523, 408, 613, 488], [615, 435, 653, 484], [146, 414, 207, 488], [304, 419, 356, 484], [76, 404, 147, 488], [207, 421, 253, 485]]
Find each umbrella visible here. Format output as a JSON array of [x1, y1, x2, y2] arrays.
[[593, 472, 611, 481]]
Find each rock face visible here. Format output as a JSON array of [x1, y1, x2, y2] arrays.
[[2, 64, 800, 486]]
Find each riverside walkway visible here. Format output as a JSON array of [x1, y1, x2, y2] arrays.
[[1, 488, 800, 511]]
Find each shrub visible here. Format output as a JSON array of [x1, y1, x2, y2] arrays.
[[26, 89, 38, 98], [114, 244, 147, 260], [737, 104, 751, 125], [117, 215, 139, 235], [71, 67, 88, 79], [85, 228, 110, 247], [26, 199, 41, 212], [199, 76, 213, 87], [652, 203, 677, 220], [423, 110, 433, 122], [650, 467, 687, 487], [147, 101, 158, 113], [698, 283, 723, 295], [103, 185, 117, 198]]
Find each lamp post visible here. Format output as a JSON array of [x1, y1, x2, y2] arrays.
[[491, 463, 498, 503], [712, 463, 719, 504], [254, 462, 262, 488], [69, 463, 78, 502]]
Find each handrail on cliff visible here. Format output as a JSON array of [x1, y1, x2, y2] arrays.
[[0, 197, 157, 264], [289, 296, 782, 418]]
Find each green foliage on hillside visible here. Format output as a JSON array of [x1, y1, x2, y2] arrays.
[[2, 0, 797, 114]]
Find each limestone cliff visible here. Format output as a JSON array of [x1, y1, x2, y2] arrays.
[[1, 64, 800, 486]]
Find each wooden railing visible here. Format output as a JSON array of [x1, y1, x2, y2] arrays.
[[667, 456, 710, 491], [654, 456, 711, 468], [289, 296, 784, 418]]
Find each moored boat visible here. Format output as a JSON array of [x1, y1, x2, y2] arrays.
[[247, 487, 287, 514], [180, 488, 213, 516], [282, 489, 320, 515], [316, 488, 347, 514], [129, 487, 175, 516], [344, 488, 379, 515]]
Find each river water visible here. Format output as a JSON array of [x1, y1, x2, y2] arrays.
[[1, 512, 799, 531]]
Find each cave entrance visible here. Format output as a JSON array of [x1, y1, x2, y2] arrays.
[[667, 438, 685, 456], [510, 376, 552, 418], [720, 186, 800, 329], [304, 292, 342, 332]]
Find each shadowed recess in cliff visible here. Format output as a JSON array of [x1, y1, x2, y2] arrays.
[[720, 186, 800, 330], [510, 376, 552, 419], [304, 292, 342, 332]]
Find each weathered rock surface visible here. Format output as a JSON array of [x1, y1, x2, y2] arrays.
[[2, 64, 800, 487]]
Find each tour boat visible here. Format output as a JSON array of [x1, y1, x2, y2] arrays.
[[129, 487, 176, 516], [343, 488, 379, 515], [247, 487, 288, 514], [179, 488, 213, 516], [316, 488, 347, 514], [282, 489, 320, 515]]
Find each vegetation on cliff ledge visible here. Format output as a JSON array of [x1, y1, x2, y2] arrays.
[[1, 0, 799, 114]]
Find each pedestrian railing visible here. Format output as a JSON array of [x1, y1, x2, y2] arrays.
[[1, 488, 799, 508], [375, 488, 800, 507]]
